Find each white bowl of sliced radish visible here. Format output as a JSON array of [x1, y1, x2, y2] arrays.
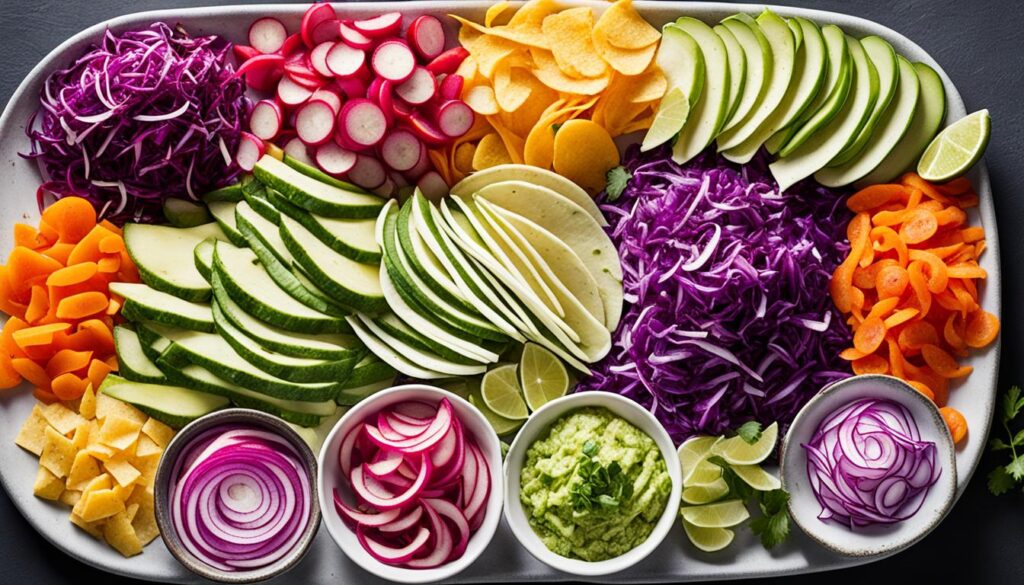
[[317, 384, 503, 583]]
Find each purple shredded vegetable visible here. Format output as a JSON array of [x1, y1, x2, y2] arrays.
[[24, 22, 250, 224], [576, 145, 853, 442], [802, 397, 941, 528]]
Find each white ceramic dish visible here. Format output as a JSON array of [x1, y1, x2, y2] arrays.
[[503, 391, 683, 577], [316, 385, 504, 584], [0, 2, 999, 583], [780, 375, 957, 558]]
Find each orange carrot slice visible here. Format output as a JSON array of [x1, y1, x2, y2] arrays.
[[50, 372, 87, 401], [11, 357, 51, 388], [899, 209, 939, 244], [86, 358, 113, 390], [852, 354, 889, 375], [41, 197, 97, 244], [853, 316, 887, 354], [875, 265, 909, 299], [25, 285, 49, 324], [965, 310, 1000, 348], [884, 308, 919, 328], [940, 406, 968, 443], [906, 380, 935, 402], [908, 250, 948, 293], [898, 321, 939, 352], [12, 322, 71, 350], [921, 344, 973, 378], [44, 349, 93, 378], [847, 184, 906, 212], [947, 263, 987, 279]]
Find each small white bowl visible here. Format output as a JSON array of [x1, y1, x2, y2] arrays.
[[503, 391, 682, 577], [781, 374, 957, 558], [316, 384, 503, 584]]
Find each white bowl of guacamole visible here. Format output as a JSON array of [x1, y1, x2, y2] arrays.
[[504, 391, 682, 576]]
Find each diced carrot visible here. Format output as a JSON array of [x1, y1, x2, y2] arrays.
[[11, 357, 51, 388], [899, 209, 939, 244], [847, 184, 907, 212], [12, 322, 71, 350], [97, 255, 120, 274], [0, 353, 22, 389], [921, 344, 973, 378], [0, 267, 27, 318], [1, 317, 29, 358], [25, 285, 49, 324], [98, 235, 125, 254], [853, 316, 887, 354], [50, 372, 88, 401], [898, 321, 940, 352], [86, 358, 113, 390], [965, 310, 1000, 348], [66, 225, 116, 266], [13, 224, 46, 250], [6, 247, 62, 298], [40, 242, 74, 265], [40, 197, 97, 244], [55, 291, 109, 320], [46, 262, 98, 287], [71, 319, 115, 354], [106, 298, 121, 316], [884, 308, 919, 328], [940, 406, 968, 443], [45, 349, 93, 378]]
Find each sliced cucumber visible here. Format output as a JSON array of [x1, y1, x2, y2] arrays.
[[194, 237, 215, 282], [124, 222, 226, 302], [283, 155, 365, 193], [164, 198, 211, 228], [201, 183, 244, 203], [206, 200, 246, 247], [355, 314, 486, 377], [396, 199, 472, 312], [337, 354, 396, 390], [336, 378, 394, 406], [718, 15, 771, 134], [829, 36, 899, 166], [656, 24, 705, 110], [110, 282, 214, 332], [136, 325, 171, 363], [241, 178, 281, 223], [98, 375, 227, 428], [269, 190, 380, 264], [236, 200, 291, 266], [346, 316, 451, 380], [374, 312, 481, 365], [670, 17, 731, 164], [113, 326, 167, 384], [255, 155, 384, 218]]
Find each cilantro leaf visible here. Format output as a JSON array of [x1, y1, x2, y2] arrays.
[[989, 466, 1015, 496], [1003, 386, 1023, 423], [605, 166, 631, 202], [759, 489, 790, 516], [736, 421, 763, 445], [750, 508, 790, 549], [990, 437, 1012, 451], [1007, 456, 1024, 481]]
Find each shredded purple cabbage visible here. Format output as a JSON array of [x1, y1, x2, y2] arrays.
[[577, 145, 854, 443], [24, 22, 250, 224]]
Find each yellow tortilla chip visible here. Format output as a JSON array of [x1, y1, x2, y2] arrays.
[[593, 29, 658, 76], [140, 417, 173, 449], [79, 383, 97, 420], [104, 456, 141, 488], [59, 489, 82, 507], [531, 49, 610, 95], [524, 98, 598, 169], [487, 117, 527, 165], [629, 67, 669, 103], [496, 81, 559, 138], [103, 509, 143, 557], [98, 415, 142, 451], [485, 0, 512, 27], [80, 488, 126, 522], [473, 133, 514, 170], [15, 404, 48, 456], [41, 402, 86, 435], [464, 85, 500, 115], [40, 426, 77, 478], [542, 7, 608, 79], [508, 0, 559, 32], [134, 434, 162, 459], [33, 466, 65, 500], [95, 393, 146, 425], [454, 16, 550, 50], [553, 119, 621, 193], [72, 420, 95, 450], [127, 485, 159, 545], [135, 454, 160, 488], [594, 0, 661, 49], [494, 65, 536, 112], [70, 512, 104, 539], [82, 473, 113, 495], [85, 442, 117, 461], [67, 450, 102, 491], [454, 142, 477, 174]]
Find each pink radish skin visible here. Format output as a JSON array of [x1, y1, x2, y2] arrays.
[[404, 147, 432, 181], [309, 42, 335, 78], [248, 17, 288, 54], [407, 15, 446, 60], [248, 100, 283, 141], [372, 41, 416, 83], [235, 132, 265, 171], [379, 130, 424, 173], [235, 53, 285, 91], [278, 33, 304, 57], [339, 99, 388, 148], [439, 74, 464, 101], [417, 171, 449, 202], [233, 44, 259, 62], [310, 88, 342, 114], [347, 155, 387, 189], [283, 136, 314, 166], [406, 112, 448, 145], [391, 96, 416, 121], [284, 59, 327, 89], [338, 22, 374, 50], [295, 100, 337, 146], [371, 79, 396, 126], [433, 100, 475, 138], [276, 76, 314, 106], [427, 47, 469, 76], [352, 12, 403, 38], [310, 18, 341, 45], [301, 3, 336, 48], [326, 43, 366, 78], [394, 67, 437, 106], [372, 177, 396, 198], [316, 143, 358, 175], [335, 76, 368, 99]]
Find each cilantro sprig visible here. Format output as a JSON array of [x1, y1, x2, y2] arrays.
[[988, 385, 1024, 495], [707, 453, 791, 550], [605, 166, 631, 202], [570, 440, 635, 512]]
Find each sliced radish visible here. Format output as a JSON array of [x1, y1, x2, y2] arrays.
[[426, 47, 469, 76], [434, 100, 474, 138], [249, 17, 288, 54], [276, 75, 314, 106], [310, 88, 342, 114], [235, 132, 265, 171], [338, 99, 387, 148], [311, 18, 341, 45], [285, 58, 327, 89], [347, 155, 387, 189], [439, 74, 464, 101], [326, 43, 366, 78], [235, 53, 285, 92], [301, 3, 337, 48], [278, 32, 304, 57], [249, 100, 283, 141], [404, 147, 432, 181], [283, 136, 314, 166], [338, 22, 374, 50], [379, 130, 424, 173], [372, 177, 396, 198], [372, 41, 416, 83], [404, 503, 452, 569], [406, 112, 448, 145], [377, 505, 423, 534], [352, 12, 403, 38], [295, 100, 336, 146], [394, 67, 437, 105], [416, 171, 449, 202], [407, 15, 446, 61], [309, 42, 336, 78], [357, 525, 430, 564], [424, 498, 470, 560], [333, 490, 401, 526], [232, 44, 259, 62], [391, 96, 416, 121], [351, 457, 430, 510], [315, 143, 357, 175], [334, 76, 367, 99], [372, 79, 396, 126], [365, 449, 405, 477]]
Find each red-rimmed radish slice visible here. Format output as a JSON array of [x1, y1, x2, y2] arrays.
[[394, 66, 437, 105], [279, 32, 304, 57], [439, 74, 464, 101], [427, 47, 469, 76], [379, 130, 424, 173], [338, 99, 387, 148], [376, 417, 409, 441], [333, 489, 402, 526], [285, 59, 327, 89], [377, 505, 423, 534], [372, 41, 416, 83], [365, 449, 405, 477], [408, 15, 446, 61], [464, 443, 491, 529], [424, 497, 471, 559], [235, 132, 265, 171], [335, 76, 367, 99], [406, 112, 449, 145], [249, 17, 288, 54], [309, 42, 336, 78], [372, 176, 396, 198], [276, 75, 314, 106], [373, 79, 396, 126], [310, 88, 342, 114], [417, 170, 449, 202], [356, 525, 430, 564], [338, 22, 374, 50], [233, 44, 259, 62], [311, 18, 341, 45], [353, 12, 403, 38], [404, 148, 432, 181], [429, 421, 460, 469], [301, 3, 336, 48], [388, 171, 410, 189], [295, 99, 336, 146], [392, 97, 416, 121], [236, 53, 285, 91], [435, 100, 474, 138], [249, 100, 282, 141], [315, 143, 357, 175], [382, 411, 431, 436], [338, 423, 364, 478], [326, 43, 366, 78], [283, 136, 314, 166], [405, 502, 453, 569], [347, 155, 388, 189], [351, 456, 430, 509]]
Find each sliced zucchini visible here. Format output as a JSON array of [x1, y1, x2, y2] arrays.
[[124, 222, 226, 302], [283, 154, 365, 193], [236, 200, 291, 265], [346, 317, 451, 380], [396, 199, 473, 312], [269, 189, 381, 263], [255, 155, 384, 218], [201, 183, 244, 203], [194, 237, 215, 283], [110, 282, 214, 332], [241, 178, 281, 223], [337, 354, 396, 391], [98, 375, 227, 428], [355, 314, 487, 377], [113, 326, 167, 384], [164, 198, 211, 228], [336, 378, 394, 406], [374, 312, 481, 365], [207, 200, 246, 247]]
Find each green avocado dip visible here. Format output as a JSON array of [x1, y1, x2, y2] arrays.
[[520, 407, 672, 562]]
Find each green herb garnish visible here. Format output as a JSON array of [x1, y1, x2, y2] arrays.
[[736, 421, 763, 445], [988, 385, 1024, 495], [570, 442, 634, 512], [605, 166, 632, 202]]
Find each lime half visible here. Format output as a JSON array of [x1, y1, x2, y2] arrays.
[[731, 464, 782, 491], [678, 435, 721, 483], [481, 364, 529, 420], [917, 109, 990, 182], [712, 422, 778, 466], [519, 343, 569, 412], [683, 520, 735, 552], [469, 391, 523, 436], [682, 477, 730, 505], [641, 86, 690, 151], [680, 499, 750, 528]]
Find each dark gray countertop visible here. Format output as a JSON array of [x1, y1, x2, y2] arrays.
[[1, 0, 1021, 583]]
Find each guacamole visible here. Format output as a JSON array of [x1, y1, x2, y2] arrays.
[[520, 407, 672, 562]]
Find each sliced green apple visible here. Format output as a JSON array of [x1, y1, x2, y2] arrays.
[[714, 24, 746, 126], [717, 16, 770, 134], [828, 36, 899, 166], [670, 17, 731, 164], [656, 23, 705, 108]]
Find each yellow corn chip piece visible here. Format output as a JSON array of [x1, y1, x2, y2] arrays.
[[125, 502, 140, 523], [40, 426, 77, 478], [33, 466, 65, 500], [127, 485, 159, 546], [494, 65, 536, 112], [15, 405, 49, 456], [98, 415, 142, 451], [80, 488, 126, 522], [86, 442, 117, 461], [594, 0, 661, 49], [95, 393, 146, 425], [553, 119, 621, 193], [41, 402, 86, 436], [630, 67, 669, 103], [465, 85, 500, 115], [140, 417, 174, 449], [524, 98, 598, 169], [593, 29, 657, 76], [485, 0, 511, 27], [508, 0, 559, 32], [71, 420, 95, 450], [454, 16, 550, 50], [473, 133, 514, 170], [542, 7, 608, 79], [82, 473, 113, 495], [59, 489, 82, 507], [103, 509, 143, 557], [531, 49, 609, 95], [104, 456, 140, 488], [79, 383, 97, 420], [487, 117, 527, 165], [134, 434, 163, 459], [70, 512, 104, 539], [67, 450, 102, 491]]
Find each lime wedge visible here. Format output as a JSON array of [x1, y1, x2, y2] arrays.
[[711, 422, 778, 465], [917, 109, 991, 182], [469, 392, 523, 436], [678, 435, 720, 481], [680, 499, 750, 528], [683, 520, 735, 552], [687, 459, 724, 486], [641, 86, 690, 152], [682, 477, 729, 504], [731, 464, 782, 491], [519, 343, 569, 412], [481, 364, 529, 420]]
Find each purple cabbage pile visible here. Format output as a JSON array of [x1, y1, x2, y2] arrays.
[[25, 22, 250, 224], [577, 145, 854, 442]]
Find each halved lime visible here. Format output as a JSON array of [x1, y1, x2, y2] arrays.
[[481, 364, 529, 420], [678, 435, 720, 481], [683, 520, 735, 552], [641, 86, 690, 151], [680, 499, 750, 528], [519, 343, 569, 412], [711, 422, 778, 465], [682, 477, 730, 504], [917, 109, 990, 182], [469, 391, 524, 436], [731, 464, 782, 491]]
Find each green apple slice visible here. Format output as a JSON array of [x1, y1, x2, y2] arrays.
[[716, 10, 795, 151], [670, 17, 731, 164], [769, 36, 880, 192], [816, 56, 920, 186], [717, 15, 770, 134], [721, 17, 827, 164], [854, 62, 947, 187], [656, 23, 705, 109], [714, 24, 747, 125], [828, 36, 899, 166]]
